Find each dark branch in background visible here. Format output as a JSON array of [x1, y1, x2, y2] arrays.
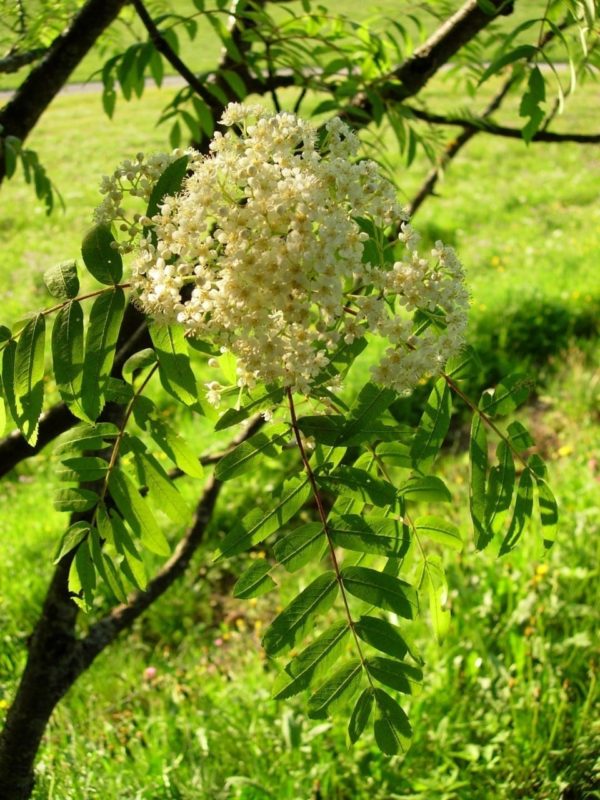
[[340, 0, 514, 125], [405, 105, 600, 143], [0, 0, 129, 183], [0, 47, 47, 74]]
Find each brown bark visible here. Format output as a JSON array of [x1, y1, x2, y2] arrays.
[[0, 0, 128, 182]]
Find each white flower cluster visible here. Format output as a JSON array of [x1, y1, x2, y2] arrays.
[[130, 104, 468, 402], [94, 150, 196, 253]]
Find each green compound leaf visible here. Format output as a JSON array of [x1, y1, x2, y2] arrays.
[[52, 300, 89, 422], [399, 475, 451, 503], [53, 521, 90, 564], [56, 456, 109, 483], [273, 522, 325, 573], [54, 422, 119, 456], [480, 374, 530, 418], [215, 424, 288, 481], [233, 559, 276, 599], [217, 476, 310, 559], [373, 688, 412, 755], [329, 514, 410, 557], [354, 615, 409, 660], [149, 323, 200, 409], [536, 477, 558, 549], [108, 467, 170, 556], [68, 537, 96, 612], [341, 382, 397, 442], [348, 687, 374, 744], [410, 378, 451, 470], [307, 659, 363, 720], [485, 440, 515, 536], [134, 399, 204, 479], [14, 313, 45, 445], [470, 411, 488, 549], [128, 439, 191, 524], [499, 469, 534, 555], [43, 260, 79, 299], [318, 466, 396, 508], [146, 155, 189, 218], [81, 288, 126, 420], [81, 224, 123, 285], [88, 528, 128, 603], [97, 504, 147, 591], [479, 44, 538, 85], [273, 621, 350, 701], [341, 566, 417, 619], [262, 571, 338, 656], [366, 657, 423, 694], [413, 516, 463, 551], [53, 487, 98, 513]]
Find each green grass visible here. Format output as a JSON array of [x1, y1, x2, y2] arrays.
[[0, 39, 599, 800]]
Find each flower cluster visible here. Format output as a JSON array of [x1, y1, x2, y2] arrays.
[[94, 150, 197, 253], [128, 104, 468, 402]]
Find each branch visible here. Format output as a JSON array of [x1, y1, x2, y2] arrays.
[[0, 0, 129, 183], [0, 47, 47, 74], [408, 75, 515, 216], [79, 414, 265, 664], [339, 0, 514, 125], [405, 106, 600, 143]]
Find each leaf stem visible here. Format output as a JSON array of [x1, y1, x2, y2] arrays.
[[286, 387, 374, 687]]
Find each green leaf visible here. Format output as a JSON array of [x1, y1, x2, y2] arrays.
[[108, 468, 170, 556], [122, 348, 157, 384], [43, 260, 79, 299], [0, 325, 11, 347], [373, 689, 412, 755], [129, 440, 191, 524], [307, 659, 363, 719], [354, 616, 409, 660], [81, 224, 123, 285], [215, 424, 288, 481], [56, 456, 108, 483], [273, 622, 350, 700], [479, 44, 538, 84], [134, 404, 204, 478], [262, 571, 338, 656], [53, 521, 90, 563], [146, 156, 189, 218], [485, 440, 515, 536], [68, 537, 96, 611], [348, 688, 374, 744], [233, 559, 276, 599], [52, 300, 89, 422], [53, 487, 98, 513], [536, 478, 558, 548], [0, 378, 5, 435], [14, 313, 45, 445], [296, 414, 347, 445], [54, 422, 119, 455], [399, 475, 451, 503], [81, 288, 126, 420], [480, 374, 530, 418], [217, 477, 310, 559], [149, 323, 200, 409], [318, 466, 396, 508], [273, 522, 325, 573], [342, 382, 397, 442], [499, 469, 534, 554], [507, 420, 534, 450], [215, 386, 284, 430], [414, 516, 462, 551], [470, 412, 488, 548], [329, 514, 410, 557], [97, 505, 147, 590], [341, 566, 417, 619], [410, 379, 451, 469], [419, 553, 450, 644], [88, 528, 128, 603], [376, 441, 414, 469], [367, 657, 422, 694]]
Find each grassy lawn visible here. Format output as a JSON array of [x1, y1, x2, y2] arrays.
[[0, 29, 599, 800]]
